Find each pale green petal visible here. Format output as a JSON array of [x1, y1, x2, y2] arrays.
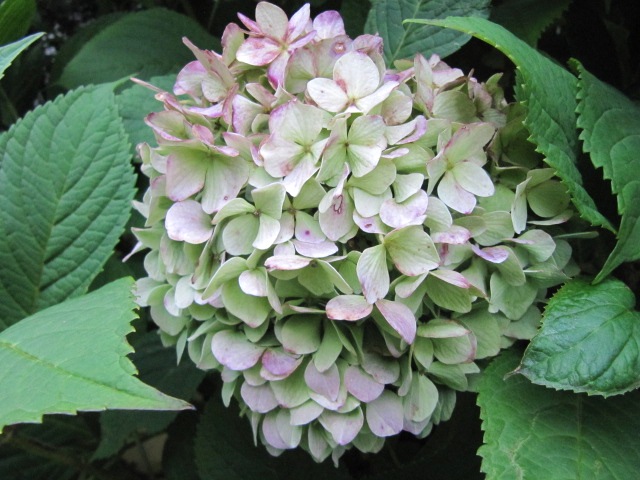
[[222, 214, 259, 255], [253, 214, 281, 250], [356, 244, 389, 303], [334, 51, 379, 100], [252, 182, 286, 219], [326, 295, 373, 321], [384, 226, 439, 276], [221, 281, 272, 327], [452, 162, 495, 197]]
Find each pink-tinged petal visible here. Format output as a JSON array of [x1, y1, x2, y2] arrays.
[[292, 239, 338, 258], [288, 30, 315, 51], [348, 144, 383, 178], [355, 81, 399, 113], [319, 191, 355, 241], [237, 12, 261, 33], [375, 299, 416, 344], [232, 94, 263, 135], [287, 3, 311, 39], [165, 154, 206, 201], [313, 10, 345, 39], [334, 51, 380, 99], [437, 172, 477, 214], [290, 401, 324, 425], [382, 147, 410, 159], [211, 330, 265, 370], [304, 362, 340, 401], [267, 52, 289, 88], [261, 136, 305, 178], [238, 269, 268, 297], [379, 190, 429, 229], [165, 200, 212, 244], [366, 390, 404, 437], [444, 122, 495, 162], [430, 269, 471, 288], [307, 77, 349, 112], [453, 162, 495, 197], [361, 352, 400, 384], [471, 244, 509, 263], [263, 411, 301, 450], [262, 348, 302, 376], [241, 382, 278, 413], [353, 213, 387, 234], [282, 156, 319, 197], [145, 111, 187, 141], [357, 244, 390, 304], [345, 366, 384, 402], [326, 295, 373, 321], [255, 1, 289, 38], [395, 115, 427, 145], [236, 37, 282, 66], [174, 60, 207, 97], [431, 225, 472, 245], [294, 211, 325, 244], [265, 254, 312, 270], [246, 82, 276, 107], [383, 226, 440, 276], [319, 409, 364, 446]]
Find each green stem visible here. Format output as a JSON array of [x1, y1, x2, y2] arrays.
[[206, 0, 222, 32]]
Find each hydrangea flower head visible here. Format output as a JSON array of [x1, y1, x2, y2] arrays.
[[132, 2, 580, 464]]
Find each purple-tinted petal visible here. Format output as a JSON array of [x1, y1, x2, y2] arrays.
[[366, 390, 403, 437], [326, 295, 373, 321], [265, 254, 312, 270], [211, 330, 265, 371], [304, 362, 340, 401], [241, 382, 279, 413], [165, 200, 213, 244], [313, 10, 345, 39], [471, 244, 509, 263], [319, 408, 364, 446], [236, 37, 282, 66], [255, 1, 289, 38], [345, 366, 384, 402], [375, 299, 416, 344], [262, 348, 302, 377], [292, 239, 338, 258]]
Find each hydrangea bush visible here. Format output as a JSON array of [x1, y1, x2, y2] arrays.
[[132, 1, 579, 463]]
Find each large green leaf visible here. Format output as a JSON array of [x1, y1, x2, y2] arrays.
[[117, 74, 176, 154], [365, 0, 490, 64], [416, 17, 614, 231], [490, 0, 571, 46], [517, 278, 640, 396], [0, 278, 191, 430], [0, 0, 36, 46], [194, 397, 352, 480], [479, 351, 640, 479], [57, 8, 219, 89], [0, 32, 42, 81], [575, 62, 640, 281], [0, 85, 135, 328], [93, 331, 205, 459]]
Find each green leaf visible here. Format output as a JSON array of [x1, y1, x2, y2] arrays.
[[575, 62, 640, 281], [479, 350, 640, 479], [57, 8, 219, 89], [93, 331, 205, 459], [0, 0, 36, 46], [490, 0, 571, 46], [366, 0, 490, 64], [417, 17, 614, 231], [0, 278, 191, 430], [0, 86, 135, 328], [195, 396, 352, 480], [117, 74, 176, 154], [0, 32, 42, 81], [518, 278, 640, 396]]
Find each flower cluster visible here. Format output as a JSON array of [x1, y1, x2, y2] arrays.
[[132, 2, 578, 464]]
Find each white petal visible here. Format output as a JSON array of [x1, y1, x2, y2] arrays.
[[334, 51, 379, 99], [165, 200, 212, 244], [307, 78, 349, 112]]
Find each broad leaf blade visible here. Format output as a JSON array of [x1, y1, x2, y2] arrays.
[[418, 17, 614, 231], [0, 32, 42, 81], [0, 278, 191, 430], [479, 351, 640, 479], [575, 62, 640, 281], [518, 278, 640, 396], [93, 331, 205, 460], [57, 8, 219, 88], [0, 85, 135, 328], [490, 0, 571, 46], [365, 0, 490, 64], [0, 0, 36, 46]]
